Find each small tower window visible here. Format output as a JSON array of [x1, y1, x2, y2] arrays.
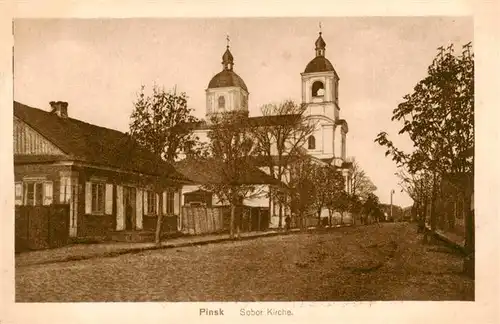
[[308, 135, 316, 150], [218, 96, 225, 109], [312, 81, 325, 97]]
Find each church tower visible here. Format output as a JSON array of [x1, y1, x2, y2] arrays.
[[301, 30, 348, 164], [206, 39, 249, 119]]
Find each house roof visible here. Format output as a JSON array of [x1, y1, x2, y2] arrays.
[[249, 155, 304, 168], [174, 158, 285, 186], [14, 101, 185, 180], [183, 189, 212, 196], [14, 154, 67, 164]]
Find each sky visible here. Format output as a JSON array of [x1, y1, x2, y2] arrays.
[[13, 17, 473, 207]]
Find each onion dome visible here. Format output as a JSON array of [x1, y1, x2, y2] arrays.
[[207, 45, 248, 92], [304, 32, 335, 74]]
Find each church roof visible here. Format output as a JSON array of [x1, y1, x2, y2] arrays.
[[175, 114, 301, 131], [208, 69, 248, 92], [304, 56, 335, 73], [174, 158, 284, 186]]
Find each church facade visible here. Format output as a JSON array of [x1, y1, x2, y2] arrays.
[[179, 31, 353, 227]]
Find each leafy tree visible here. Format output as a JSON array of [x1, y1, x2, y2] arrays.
[[311, 165, 345, 227], [251, 100, 316, 229], [202, 112, 261, 239], [288, 154, 317, 230], [347, 193, 363, 226], [318, 168, 346, 227], [129, 85, 199, 246], [129, 85, 200, 162], [363, 193, 383, 224], [331, 190, 350, 225], [374, 43, 474, 275]]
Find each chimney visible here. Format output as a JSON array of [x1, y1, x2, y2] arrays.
[[49, 101, 69, 118]]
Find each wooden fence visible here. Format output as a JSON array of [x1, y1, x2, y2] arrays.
[[181, 206, 228, 235], [15, 204, 70, 252], [181, 206, 270, 235]]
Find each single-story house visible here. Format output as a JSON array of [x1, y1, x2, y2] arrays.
[[14, 101, 187, 239], [174, 157, 286, 229]]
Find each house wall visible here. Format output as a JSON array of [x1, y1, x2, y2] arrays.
[[14, 116, 64, 155], [15, 162, 182, 239]]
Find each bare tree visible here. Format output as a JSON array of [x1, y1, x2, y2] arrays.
[[202, 112, 262, 239], [251, 100, 316, 229], [349, 158, 377, 200]]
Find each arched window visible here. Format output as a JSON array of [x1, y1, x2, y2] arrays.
[[218, 96, 225, 109], [312, 81, 325, 97], [308, 135, 316, 150]]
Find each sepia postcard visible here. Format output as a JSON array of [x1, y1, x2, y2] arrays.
[[1, 1, 499, 324]]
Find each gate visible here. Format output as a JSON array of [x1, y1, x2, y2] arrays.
[[15, 204, 70, 252]]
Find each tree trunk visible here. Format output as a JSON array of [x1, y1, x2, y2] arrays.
[[426, 171, 439, 244], [230, 204, 235, 239], [463, 187, 474, 278], [328, 209, 332, 227], [422, 196, 430, 244], [317, 209, 322, 227], [235, 209, 241, 239], [154, 213, 163, 246], [278, 202, 283, 230]]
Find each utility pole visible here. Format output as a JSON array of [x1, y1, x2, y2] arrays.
[[390, 189, 395, 221]]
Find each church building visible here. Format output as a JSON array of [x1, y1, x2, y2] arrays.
[[178, 30, 353, 227]]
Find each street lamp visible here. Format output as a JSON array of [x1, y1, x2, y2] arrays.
[[390, 189, 395, 221]]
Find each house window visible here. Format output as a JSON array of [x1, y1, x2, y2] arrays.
[[166, 191, 175, 214], [312, 81, 325, 97], [15, 182, 23, 205], [21, 181, 53, 206], [91, 183, 105, 213], [147, 191, 157, 215], [218, 96, 225, 109], [308, 135, 316, 150]]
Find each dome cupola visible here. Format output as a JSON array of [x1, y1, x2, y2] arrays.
[[315, 32, 326, 57], [206, 36, 249, 119], [304, 31, 335, 74], [222, 46, 234, 71]]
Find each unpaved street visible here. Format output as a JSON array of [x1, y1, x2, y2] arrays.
[[16, 223, 473, 302]]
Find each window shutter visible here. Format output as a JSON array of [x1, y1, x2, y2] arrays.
[[156, 193, 160, 215], [105, 183, 113, 214], [15, 182, 23, 205], [162, 191, 167, 215], [59, 177, 67, 204], [174, 190, 180, 215], [85, 182, 92, 214], [116, 185, 124, 230], [136, 189, 143, 229], [43, 182, 53, 205], [143, 190, 148, 215]]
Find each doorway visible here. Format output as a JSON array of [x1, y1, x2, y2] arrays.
[[123, 186, 136, 230]]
